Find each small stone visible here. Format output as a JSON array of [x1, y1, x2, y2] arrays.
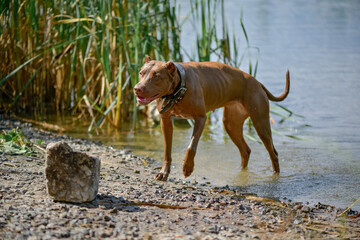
[[249, 222, 257, 229], [100, 232, 110, 238], [69, 219, 78, 227], [213, 205, 220, 211], [293, 218, 303, 225], [103, 215, 111, 222], [109, 208, 118, 214], [302, 206, 311, 213], [144, 233, 153, 240], [207, 225, 219, 234]]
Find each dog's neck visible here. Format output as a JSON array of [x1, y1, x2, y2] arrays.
[[159, 63, 187, 114]]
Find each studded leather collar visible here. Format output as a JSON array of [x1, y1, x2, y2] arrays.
[[159, 63, 187, 114]]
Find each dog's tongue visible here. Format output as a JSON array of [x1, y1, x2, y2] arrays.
[[136, 96, 152, 105], [136, 93, 160, 105]]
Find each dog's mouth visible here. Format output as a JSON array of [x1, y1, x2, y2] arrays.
[[136, 93, 160, 105]]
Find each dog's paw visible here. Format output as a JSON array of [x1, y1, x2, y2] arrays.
[[182, 164, 194, 178], [154, 171, 169, 181]]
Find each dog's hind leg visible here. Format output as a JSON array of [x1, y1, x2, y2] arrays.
[[249, 99, 280, 173], [223, 103, 251, 169]]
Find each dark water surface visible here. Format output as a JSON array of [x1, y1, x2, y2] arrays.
[[54, 1, 360, 210]]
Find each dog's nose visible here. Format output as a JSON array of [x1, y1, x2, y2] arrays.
[[134, 85, 143, 94]]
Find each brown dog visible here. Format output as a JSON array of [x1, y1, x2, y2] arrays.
[[134, 56, 290, 181]]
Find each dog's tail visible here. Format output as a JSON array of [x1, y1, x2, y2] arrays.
[[261, 70, 290, 102]]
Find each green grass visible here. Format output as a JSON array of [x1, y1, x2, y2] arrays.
[[0, 128, 39, 155]]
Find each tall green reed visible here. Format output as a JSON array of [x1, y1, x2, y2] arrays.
[[0, 0, 183, 131]]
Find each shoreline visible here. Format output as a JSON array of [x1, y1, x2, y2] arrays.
[[1, 116, 359, 239]]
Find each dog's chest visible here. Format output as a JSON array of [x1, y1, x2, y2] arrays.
[[156, 98, 196, 119], [169, 108, 194, 119]]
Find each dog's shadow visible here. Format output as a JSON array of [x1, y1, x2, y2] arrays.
[[64, 193, 146, 213]]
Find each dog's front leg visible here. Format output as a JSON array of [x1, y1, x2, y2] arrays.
[[155, 116, 173, 181], [183, 116, 206, 178]]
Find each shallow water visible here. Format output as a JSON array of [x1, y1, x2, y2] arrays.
[[42, 1, 360, 210]]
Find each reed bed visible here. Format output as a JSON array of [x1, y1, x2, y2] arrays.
[[0, 0, 299, 133], [1, 0, 184, 130]]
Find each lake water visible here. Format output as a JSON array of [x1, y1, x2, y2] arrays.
[[58, 1, 360, 210]]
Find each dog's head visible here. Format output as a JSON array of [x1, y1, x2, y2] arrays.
[[134, 56, 178, 105]]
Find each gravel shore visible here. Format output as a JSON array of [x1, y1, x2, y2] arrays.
[[1, 116, 359, 239]]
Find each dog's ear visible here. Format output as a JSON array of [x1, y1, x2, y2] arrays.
[[145, 55, 152, 63], [165, 61, 176, 76]]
